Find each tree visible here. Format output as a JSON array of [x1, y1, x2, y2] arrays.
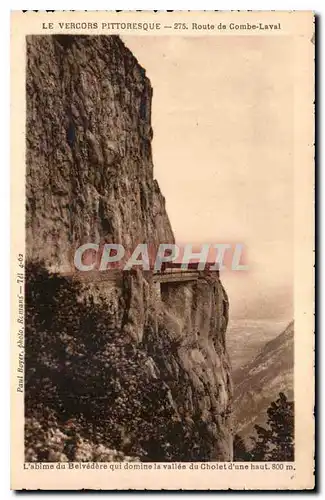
[[250, 425, 271, 461], [250, 392, 294, 461], [233, 434, 252, 461]]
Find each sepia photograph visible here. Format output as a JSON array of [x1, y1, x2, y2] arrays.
[[10, 11, 314, 490]]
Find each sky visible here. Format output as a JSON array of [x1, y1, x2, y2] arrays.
[[123, 35, 294, 320]]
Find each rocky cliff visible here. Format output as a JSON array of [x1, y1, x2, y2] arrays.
[[25, 35, 232, 461], [26, 34, 174, 271], [233, 321, 293, 440]]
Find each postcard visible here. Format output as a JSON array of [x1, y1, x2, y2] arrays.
[[11, 10, 315, 490]]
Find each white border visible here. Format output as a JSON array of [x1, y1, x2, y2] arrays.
[[2, 1, 321, 498]]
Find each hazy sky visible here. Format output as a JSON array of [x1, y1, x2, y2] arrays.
[[123, 36, 293, 320]]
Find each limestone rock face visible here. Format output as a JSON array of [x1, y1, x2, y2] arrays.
[[153, 277, 232, 460], [26, 34, 174, 271], [25, 35, 232, 461]]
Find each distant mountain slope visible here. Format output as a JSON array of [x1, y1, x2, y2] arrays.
[[233, 321, 293, 441], [227, 319, 289, 371]]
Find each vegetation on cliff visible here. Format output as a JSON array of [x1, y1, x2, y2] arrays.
[[25, 263, 222, 462], [234, 392, 294, 462]]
